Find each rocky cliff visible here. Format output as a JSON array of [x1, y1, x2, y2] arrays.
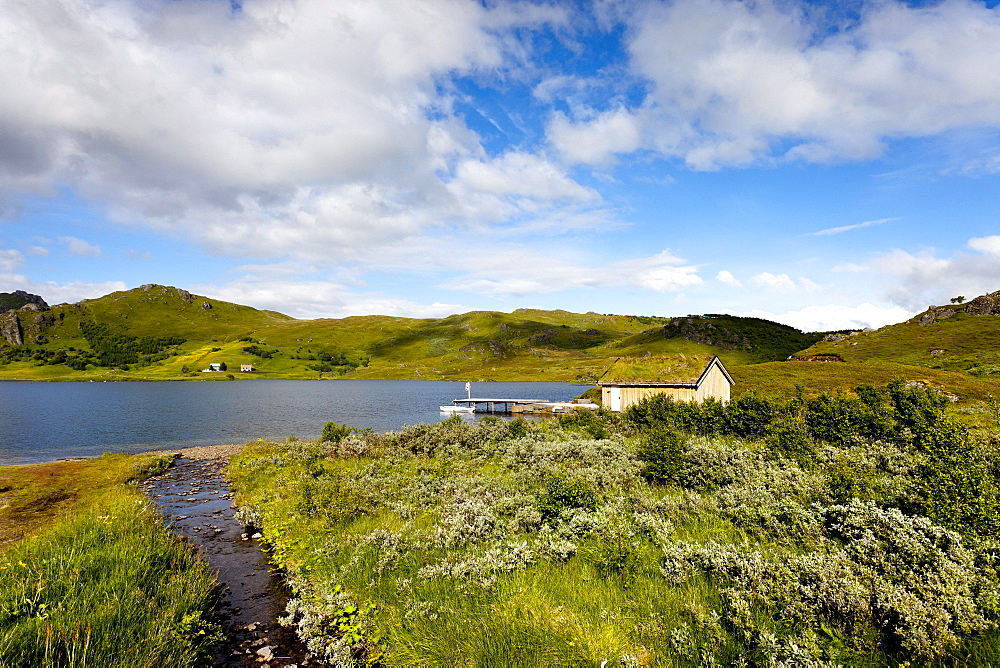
[[0, 291, 50, 345], [661, 317, 752, 350], [0, 290, 48, 313]]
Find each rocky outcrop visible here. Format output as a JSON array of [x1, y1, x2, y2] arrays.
[[662, 317, 752, 350], [917, 290, 1000, 324], [528, 328, 556, 344], [0, 290, 48, 312], [0, 310, 23, 345], [823, 330, 870, 342], [919, 307, 956, 325], [787, 354, 845, 362], [23, 312, 55, 341], [139, 284, 195, 303], [964, 290, 1000, 316]]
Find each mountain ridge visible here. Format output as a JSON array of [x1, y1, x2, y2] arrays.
[[3, 284, 1000, 403]]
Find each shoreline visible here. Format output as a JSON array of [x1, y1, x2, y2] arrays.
[[148, 442, 249, 461]]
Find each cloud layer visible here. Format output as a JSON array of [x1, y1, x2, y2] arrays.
[[553, 0, 1000, 169], [2, 0, 998, 328]]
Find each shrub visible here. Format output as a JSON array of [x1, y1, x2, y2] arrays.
[[634, 426, 684, 484], [535, 473, 599, 522], [723, 392, 782, 438], [321, 421, 355, 444], [764, 416, 817, 465]]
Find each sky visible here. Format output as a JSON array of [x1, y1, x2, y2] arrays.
[[1, 0, 999, 332]]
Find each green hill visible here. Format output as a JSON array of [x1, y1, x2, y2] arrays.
[[0, 284, 819, 384], [5, 284, 1000, 403], [791, 291, 1000, 375]]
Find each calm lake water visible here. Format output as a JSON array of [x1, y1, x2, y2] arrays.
[[0, 380, 589, 465]]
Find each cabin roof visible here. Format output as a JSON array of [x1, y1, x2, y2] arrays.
[[598, 355, 733, 387]]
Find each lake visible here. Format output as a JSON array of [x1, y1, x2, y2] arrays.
[[0, 379, 589, 465]]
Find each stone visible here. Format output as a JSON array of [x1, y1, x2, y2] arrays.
[[0, 311, 23, 345], [919, 308, 956, 325], [965, 290, 1000, 316]]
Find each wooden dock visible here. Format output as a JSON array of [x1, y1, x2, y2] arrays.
[[446, 398, 598, 414], [450, 398, 549, 414]]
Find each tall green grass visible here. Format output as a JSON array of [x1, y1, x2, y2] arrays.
[[0, 458, 221, 667]]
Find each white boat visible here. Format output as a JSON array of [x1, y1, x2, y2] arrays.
[[440, 404, 475, 413]]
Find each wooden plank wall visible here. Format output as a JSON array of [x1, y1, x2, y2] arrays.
[[695, 365, 732, 403]]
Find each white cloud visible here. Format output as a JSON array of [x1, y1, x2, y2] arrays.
[[548, 108, 644, 165], [26, 245, 49, 256], [750, 272, 796, 291], [843, 239, 1000, 312], [191, 277, 465, 320], [0, 0, 578, 267], [438, 247, 701, 298], [731, 303, 913, 332], [0, 249, 25, 273], [552, 0, 1000, 169], [715, 269, 742, 287], [0, 275, 127, 305], [628, 251, 703, 292], [811, 217, 898, 237], [968, 235, 1000, 255], [59, 236, 102, 257]]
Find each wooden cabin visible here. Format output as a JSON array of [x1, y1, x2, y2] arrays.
[[599, 355, 734, 412]]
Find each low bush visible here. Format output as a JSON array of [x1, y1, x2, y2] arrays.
[[225, 384, 1000, 665]]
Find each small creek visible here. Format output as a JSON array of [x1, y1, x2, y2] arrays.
[[140, 456, 314, 666]]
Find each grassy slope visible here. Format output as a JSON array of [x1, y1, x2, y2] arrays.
[[771, 308, 1000, 403], [1, 286, 794, 383], [7, 284, 1000, 401], [736, 361, 1000, 403], [0, 454, 221, 665], [793, 311, 1000, 373]]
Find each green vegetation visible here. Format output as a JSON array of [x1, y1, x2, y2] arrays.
[[0, 284, 826, 385], [6, 283, 1000, 404], [227, 382, 1000, 665], [793, 308, 1000, 374], [0, 454, 221, 666]]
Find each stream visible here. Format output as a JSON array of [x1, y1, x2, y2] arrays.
[[140, 454, 314, 666]]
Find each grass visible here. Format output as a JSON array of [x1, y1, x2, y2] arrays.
[[0, 453, 170, 548], [227, 400, 1000, 665], [0, 454, 221, 666], [0, 284, 829, 383], [793, 310, 1000, 373], [735, 360, 1000, 404]]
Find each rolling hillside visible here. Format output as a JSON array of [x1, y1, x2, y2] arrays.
[[4, 284, 1000, 402], [0, 284, 822, 384], [792, 291, 1000, 375]]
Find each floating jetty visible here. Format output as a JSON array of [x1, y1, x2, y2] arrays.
[[441, 398, 598, 415]]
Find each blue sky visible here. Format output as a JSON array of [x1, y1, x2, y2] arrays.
[[2, 0, 999, 331]]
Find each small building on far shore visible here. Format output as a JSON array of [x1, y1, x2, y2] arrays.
[[599, 355, 734, 412], [240, 364, 254, 372]]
